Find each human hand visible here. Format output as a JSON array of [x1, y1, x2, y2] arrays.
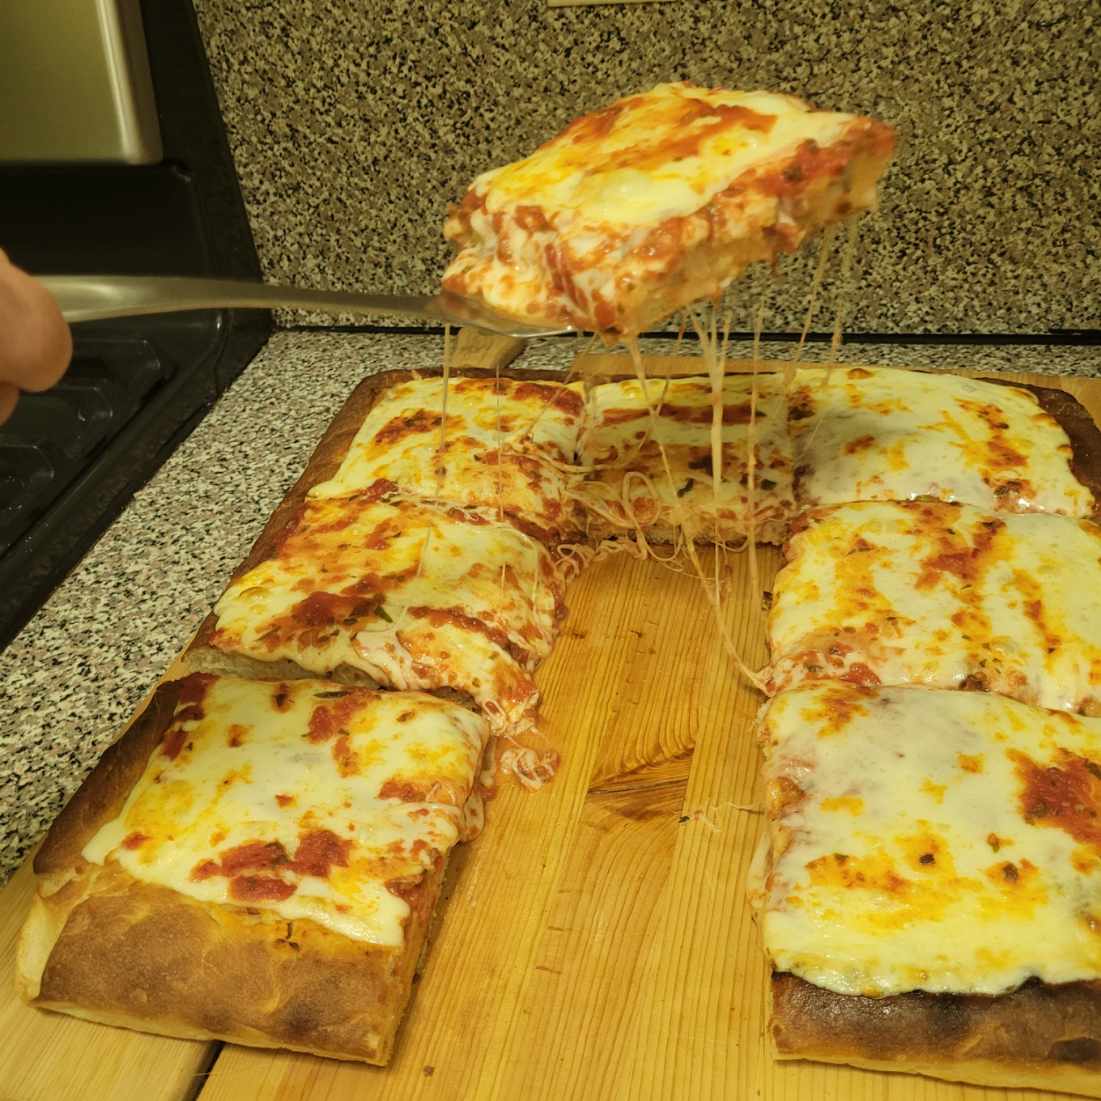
[[0, 250, 73, 424]]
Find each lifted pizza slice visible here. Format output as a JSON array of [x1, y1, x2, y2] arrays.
[[188, 490, 569, 737], [18, 674, 489, 1064], [577, 372, 794, 543], [443, 82, 894, 334], [755, 682, 1101, 1096], [789, 365, 1101, 517]]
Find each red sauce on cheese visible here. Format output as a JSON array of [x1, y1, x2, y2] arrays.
[[290, 829, 353, 878], [511, 382, 584, 416], [916, 514, 1004, 589], [190, 829, 352, 899], [271, 683, 293, 712], [379, 778, 428, 802], [229, 875, 296, 902], [374, 409, 442, 447], [603, 102, 776, 175], [513, 204, 553, 233], [122, 831, 148, 850], [220, 839, 289, 875], [561, 101, 626, 145], [331, 732, 358, 777], [290, 591, 369, 628], [840, 662, 881, 687], [360, 478, 399, 503], [1011, 748, 1101, 853], [160, 726, 189, 760], [307, 694, 364, 744], [407, 605, 530, 666], [176, 672, 215, 706], [844, 434, 877, 455], [190, 859, 220, 881]]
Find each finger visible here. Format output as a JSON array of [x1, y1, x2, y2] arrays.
[[0, 254, 73, 392], [0, 382, 20, 426]]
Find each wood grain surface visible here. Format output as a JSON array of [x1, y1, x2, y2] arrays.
[[3, 343, 1099, 1101]]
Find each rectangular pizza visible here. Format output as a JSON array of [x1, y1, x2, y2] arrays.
[[577, 372, 794, 544], [764, 499, 1101, 714], [187, 488, 568, 740], [442, 81, 894, 334], [754, 681, 1101, 1097], [789, 365, 1101, 517], [17, 673, 489, 1064], [308, 373, 587, 544]]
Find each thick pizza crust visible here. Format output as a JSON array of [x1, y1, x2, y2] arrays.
[[19, 680, 447, 1065], [19, 860, 445, 1065], [771, 972, 1101, 1097]]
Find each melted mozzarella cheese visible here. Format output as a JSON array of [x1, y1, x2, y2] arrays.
[[473, 85, 855, 228], [84, 676, 488, 947], [577, 373, 794, 542], [211, 496, 564, 732], [309, 376, 585, 536], [791, 365, 1096, 516], [760, 683, 1101, 996], [767, 500, 1101, 714]]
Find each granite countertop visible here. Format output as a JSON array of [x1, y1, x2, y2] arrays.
[[2, 331, 1098, 882]]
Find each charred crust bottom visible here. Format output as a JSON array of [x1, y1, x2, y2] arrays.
[[772, 972, 1101, 1069]]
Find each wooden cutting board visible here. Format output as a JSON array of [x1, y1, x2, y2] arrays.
[[3, 346, 1100, 1101]]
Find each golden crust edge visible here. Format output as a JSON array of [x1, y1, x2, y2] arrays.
[[18, 855, 450, 1065]]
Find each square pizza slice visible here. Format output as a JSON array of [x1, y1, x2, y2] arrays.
[[789, 365, 1101, 517], [754, 681, 1101, 1097], [764, 500, 1101, 714], [187, 490, 569, 740], [308, 373, 587, 544], [442, 82, 894, 335], [577, 372, 794, 543], [18, 674, 489, 1065]]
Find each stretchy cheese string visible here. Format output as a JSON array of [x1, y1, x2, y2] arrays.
[[623, 331, 763, 689], [554, 541, 596, 581], [514, 331, 600, 449], [438, 324, 454, 486], [784, 223, 837, 389], [494, 360, 510, 607], [564, 471, 686, 567], [829, 218, 861, 372], [746, 296, 767, 599], [691, 304, 729, 632], [802, 217, 863, 453]]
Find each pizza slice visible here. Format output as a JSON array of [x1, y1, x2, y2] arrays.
[[789, 365, 1101, 517], [577, 372, 794, 543], [187, 489, 568, 739], [18, 674, 489, 1065], [308, 373, 587, 544], [442, 82, 894, 334], [764, 499, 1101, 714], [754, 681, 1101, 1096]]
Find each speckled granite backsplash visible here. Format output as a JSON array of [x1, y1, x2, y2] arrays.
[[190, 0, 1099, 334]]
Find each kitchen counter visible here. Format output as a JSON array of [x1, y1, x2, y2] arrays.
[[2, 330, 1098, 882]]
